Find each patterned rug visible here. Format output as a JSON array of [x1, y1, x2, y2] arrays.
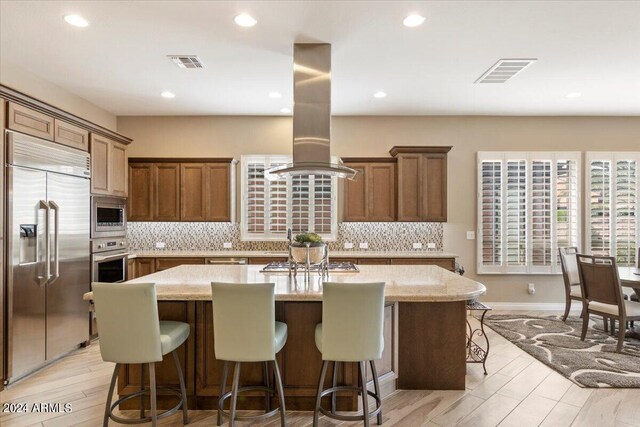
[[484, 314, 640, 388]]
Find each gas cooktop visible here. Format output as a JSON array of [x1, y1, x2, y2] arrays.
[[260, 261, 359, 273]]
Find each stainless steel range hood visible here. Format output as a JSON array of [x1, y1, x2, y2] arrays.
[[264, 44, 357, 181]]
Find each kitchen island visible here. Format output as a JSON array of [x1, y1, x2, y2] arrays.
[[109, 264, 485, 411]]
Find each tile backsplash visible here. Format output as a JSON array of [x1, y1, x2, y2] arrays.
[[128, 222, 443, 252]]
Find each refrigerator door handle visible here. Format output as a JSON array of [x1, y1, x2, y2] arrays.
[[48, 201, 60, 283], [37, 200, 51, 285]]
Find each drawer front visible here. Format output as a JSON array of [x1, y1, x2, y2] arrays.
[[248, 257, 287, 265], [54, 119, 89, 151], [390, 258, 456, 271], [357, 258, 391, 265], [155, 257, 205, 271], [8, 102, 54, 140]]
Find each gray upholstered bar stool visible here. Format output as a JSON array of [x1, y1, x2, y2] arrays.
[[92, 282, 190, 427], [210, 282, 287, 427], [313, 282, 385, 427]]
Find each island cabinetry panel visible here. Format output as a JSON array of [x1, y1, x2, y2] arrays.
[[53, 119, 89, 151], [7, 102, 54, 140], [390, 146, 451, 222], [118, 301, 196, 409], [128, 159, 234, 222], [342, 160, 396, 222], [91, 134, 128, 197]]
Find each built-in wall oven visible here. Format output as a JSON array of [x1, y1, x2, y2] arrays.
[[91, 196, 126, 238]]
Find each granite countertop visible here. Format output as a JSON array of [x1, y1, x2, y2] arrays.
[[129, 250, 458, 259], [86, 264, 484, 303]]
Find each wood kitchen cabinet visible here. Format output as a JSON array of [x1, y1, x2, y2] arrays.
[[91, 134, 128, 197], [343, 160, 396, 222], [390, 146, 451, 222], [54, 119, 89, 151], [128, 158, 235, 222], [7, 102, 54, 140]]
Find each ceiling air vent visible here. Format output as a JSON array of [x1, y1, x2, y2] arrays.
[[167, 55, 204, 69], [475, 58, 537, 83]]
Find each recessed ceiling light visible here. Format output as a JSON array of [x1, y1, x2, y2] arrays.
[[280, 108, 291, 114], [64, 14, 89, 28], [234, 14, 257, 27], [566, 92, 582, 99], [403, 14, 425, 27], [161, 91, 175, 99], [269, 91, 282, 99], [373, 91, 387, 98]]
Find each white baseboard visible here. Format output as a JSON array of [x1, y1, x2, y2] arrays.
[[482, 302, 583, 311]]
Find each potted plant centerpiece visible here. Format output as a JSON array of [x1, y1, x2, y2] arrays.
[[290, 232, 328, 265]]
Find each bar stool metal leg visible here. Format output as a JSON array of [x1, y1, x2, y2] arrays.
[[331, 361, 339, 414], [273, 359, 286, 427], [263, 361, 271, 413], [140, 364, 145, 419], [359, 362, 370, 427], [313, 360, 329, 427], [229, 362, 241, 427], [172, 350, 190, 424], [149, 362, 157, 427], [218, 361, 229, 426], [103, 363, 119, 427], [370, 360, 383, 425]]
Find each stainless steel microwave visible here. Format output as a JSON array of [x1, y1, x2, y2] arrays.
[[91, 196, 126, 238]]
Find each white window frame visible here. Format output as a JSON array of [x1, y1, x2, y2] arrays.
[[477, 151, 582, 275], [585, 152, 640, 266], [240, 155, 338, 241]]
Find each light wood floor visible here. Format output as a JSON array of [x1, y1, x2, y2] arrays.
[[1, 311, 639, 427]]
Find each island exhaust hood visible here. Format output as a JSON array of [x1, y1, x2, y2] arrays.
[[264, 43, 357, 181]]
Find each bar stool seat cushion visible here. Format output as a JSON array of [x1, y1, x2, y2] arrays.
[[274, 321, 288, 353], [570, 285, 582, 298], [160, 321, 190, 355], [589, 300, 640, 317]]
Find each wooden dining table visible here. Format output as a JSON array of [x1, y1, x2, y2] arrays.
[[618, 266, 640, 339]]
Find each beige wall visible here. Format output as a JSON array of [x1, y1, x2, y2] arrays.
[[0, 61, 117, 131], [118, 115, 640, 303]]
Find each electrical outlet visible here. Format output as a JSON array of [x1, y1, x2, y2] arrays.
[[344, 242, 354, 249], [427, 242, 436, 249], [528, 283, 536, 295], [359, 242, 369, 249], [413, 242, 423, 249], [155, 242, 166, 249], [223, 242, 233, 249], [466, 231, 476, 240]]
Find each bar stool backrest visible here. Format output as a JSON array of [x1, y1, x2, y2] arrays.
[[92, 282, 163, 364], [576, 254, 625, 314], [559, 247, 580, 288], [210, 282, 276, 362], [321, 282, 385, 362]]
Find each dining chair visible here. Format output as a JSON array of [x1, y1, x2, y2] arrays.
[[558, 247, 584, 322], [576, 254, 640, 352]]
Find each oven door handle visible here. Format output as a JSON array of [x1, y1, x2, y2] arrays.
[[94, 252, 129, 262]]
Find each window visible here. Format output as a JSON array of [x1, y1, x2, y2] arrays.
[[477, 152, 581, 274], [241, 155, 338, 240], [586, 152, 640, 266]]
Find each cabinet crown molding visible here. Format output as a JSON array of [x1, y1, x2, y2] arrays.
[[389, 146, 452, 157], [129, 157, 236, 164]]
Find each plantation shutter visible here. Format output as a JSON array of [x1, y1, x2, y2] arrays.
[[478, 152, 580, 274], [586, 153, 640, 266]]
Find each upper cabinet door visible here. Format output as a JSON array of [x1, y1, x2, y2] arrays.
[[153, 163, 181, 221], [90, 135, 110, 195], [369, 163, 396, 222], [7, 102, 54, 140], [180, 163, 207, 221], [396, 154, 423, 221], [128, 163, 153, 221], [109, 142, 127, 197], [423, 154, 447, 222], [54, 119, 89, 151], [205, 163, 232, 221], [343, 163, 368, 221]]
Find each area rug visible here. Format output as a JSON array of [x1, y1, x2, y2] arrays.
[[484, 314, 640, 388]]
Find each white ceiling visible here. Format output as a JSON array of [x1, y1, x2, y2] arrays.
[[1, 1, 639, 116]]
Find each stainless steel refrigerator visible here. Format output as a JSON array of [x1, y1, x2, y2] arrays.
[[5, 130, 90, 382]]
